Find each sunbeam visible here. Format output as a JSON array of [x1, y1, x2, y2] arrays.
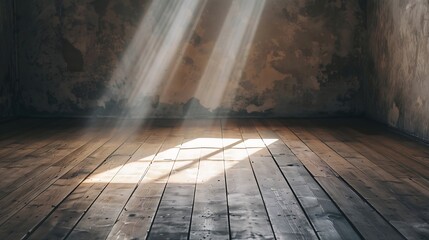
[[98, 0, 207, 119], [189, 0, 266, 115]]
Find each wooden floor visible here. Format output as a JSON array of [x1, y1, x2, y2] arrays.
[[0, 118, 428, 240]]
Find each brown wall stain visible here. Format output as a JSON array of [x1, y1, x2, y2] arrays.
[[16, 0, 365, 118], [366, 0, 429, 141]]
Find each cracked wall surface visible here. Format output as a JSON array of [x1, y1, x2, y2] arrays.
[[17, 0, 365, 118], [366, 0, 429, 141], [0, 0, 17, 118]]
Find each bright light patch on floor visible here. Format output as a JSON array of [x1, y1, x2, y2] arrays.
[[246, 147, 265, 156], [84, 167, 120, 184], [261, 138, 278, 145], [200, 148, 224, 160], [152, 147, 181, 161], [181, 137, 238, 148], [84, 137, 278, 184]]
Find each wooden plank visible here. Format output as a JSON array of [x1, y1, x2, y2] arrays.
[[0, 119, 45, 146], [26, 126, 159, 240], [147, 176, 197, 239], [270, 120, 403, 240], [240, 120, 317, 239], [189, 120, 229, 240], [342, 127, 429, 179], [292, 123, 396, 180], [367, 133, 429, 160], [348, 119, 429, 158], [0, 125, 99, 199], [66, 127, 170, 240], [106, 161, 175, 239], [105, 126, 184, 240], [0, 119, 65, 160], [0, 124, 116, 225], [287, 122, 429, 239], [316, 176, 404, 240], [0, 124, 77, 168], [309, 125, 429, 222], [0, 125, 135, 239], [315, 121, 429, 193], [0, 118, 428, 239], [249, 152, 317, 239], [310, 121, 429, 192], [0, 124, 87, 193], [254, 120, 360, 240], [222, 119, 275, 239], [318, 122, 429, 197], [147, 121, 203, 239], [189, 159, 228, 240], [401, 177, 429, 198], [0, 119, 30, 141]]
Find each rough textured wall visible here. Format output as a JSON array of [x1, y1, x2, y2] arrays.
[[17, 0, 365, 118], [0, 0, 17, 118], [366, 0, 429, 141]]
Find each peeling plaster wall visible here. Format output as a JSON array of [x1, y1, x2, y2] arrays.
[[17, 0, 365, 118], [0, 0, 17, 118], [366, 0, 429, 141]]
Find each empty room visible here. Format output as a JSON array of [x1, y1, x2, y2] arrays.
[[0, 0, 428, 239]]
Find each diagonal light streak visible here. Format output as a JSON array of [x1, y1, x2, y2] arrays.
[[190, 0, 266, 113], [100, 0, 207, 118]]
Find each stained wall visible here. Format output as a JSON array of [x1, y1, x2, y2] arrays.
[[366, 0, 429, 141], [0, 0, 17, 118], [16, 0, 366, 118]]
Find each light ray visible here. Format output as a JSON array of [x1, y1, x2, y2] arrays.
[[189, 0, 266, 114], [98, 0, 207, 119]]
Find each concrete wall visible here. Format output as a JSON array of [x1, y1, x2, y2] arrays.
[[0, 0, 17, 118], [16, 0, 366, 118], [366, 0, 429, 141]]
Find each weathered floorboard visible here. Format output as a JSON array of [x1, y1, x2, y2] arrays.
[[0, 119, 426, 240]]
